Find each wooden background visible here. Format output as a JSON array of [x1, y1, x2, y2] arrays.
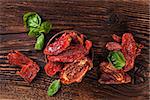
[[0, 0, 149, 100]]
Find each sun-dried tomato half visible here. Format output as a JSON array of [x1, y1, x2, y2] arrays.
[[17, 62, 40, 83], [47, 45, 88, 63], [44, 61, 61, 77], [7, 50, 32, 66], [44, 33, 72, 55], [60, 57, 93, 84], [121, 33, 137, 72], [100, 62, 122, 73], [7, 50, 40, 83], [122, 33, 137, 57], [106, 42, 122, 51], [99, 72, 131, 84]]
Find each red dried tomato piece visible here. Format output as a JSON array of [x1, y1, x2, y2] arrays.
[[99, 72, 131, 84], [47, 45, 88, 62], [112, 34, 121, 42], [7, 50, 32, 66], [60, 57, 93, 84], [121, 33, 137, 72], [100, 62, 122, 73], [7, 50, 40, 83], [44, 33, 72, 55], [16, 62, 40, 83], [69, 32, 84, 45], [106, 42, 122, 51], [85, 40, 92, 52], [44, 61, 61, 77]]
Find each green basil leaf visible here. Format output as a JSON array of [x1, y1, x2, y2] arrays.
[[107, 51, 126, 69], [47, 79, 61, 96], [39, 21, 52, 34], [34, 33, 44, 50], [23, 12, 41, 29], [28, 27, 41, 37]]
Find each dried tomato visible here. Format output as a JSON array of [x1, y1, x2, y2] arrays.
[[44, 33, 72, 55], [17, 62, 40, 83], [85, 40, 92, 51], [99, 33, 144, 84], [106, 42, 122, 51], [7, 50, 40, 83], [44, 30, 93, 84], [60, 57, 93, 84], [112, 34, 121, 42], [47, 45, 88, 62], [69, 32, 84, 45], [44, 61, 61, 77], [7, 50, 32, 66], [100, 62, 122, 73], [121, 33, 137, 72], [99, 72, 131, 84]]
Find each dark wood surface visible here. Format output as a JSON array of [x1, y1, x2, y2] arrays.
[[0, 0, 149, 100]]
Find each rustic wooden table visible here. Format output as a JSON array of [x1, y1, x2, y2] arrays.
[[0, 0, 149, 100]]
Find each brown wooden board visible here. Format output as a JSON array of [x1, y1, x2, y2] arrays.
[[0, 0, 149, 100]]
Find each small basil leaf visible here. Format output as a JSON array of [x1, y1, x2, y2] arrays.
[[107, 51, 126, 69], [47, 79, 61, 96], [23, 12, 41, 29], [34, 33, 44, 50], [39, 21, 52, 34], [28, 27, 41, 37]]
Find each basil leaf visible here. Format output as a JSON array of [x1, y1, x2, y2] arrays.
[[47, 79, 61, 96], [34, 33, 44, 50], [23, 12, 41, 29], [39, 21, 52, 34], [28, 27, 41, 37], [107, 51, 126, 69]]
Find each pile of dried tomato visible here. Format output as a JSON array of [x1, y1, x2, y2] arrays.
[[44, 30, 93, 84], [7, 50, 40, 83], [99, 33, 144, 84]]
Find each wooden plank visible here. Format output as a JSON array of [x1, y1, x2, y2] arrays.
[[0, 0, 149, 99]]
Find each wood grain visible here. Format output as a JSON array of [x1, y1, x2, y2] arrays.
[[0, 0, 149, 100]]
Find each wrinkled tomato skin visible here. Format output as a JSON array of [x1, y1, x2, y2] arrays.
[[121, 33, 137, 72], [47, 45, 88, 63], [17, 62, 40, 83], [44, 34, 72, 55], [7, 50, 32, 67], [60, 58, 92, 84], [44, 62, 61, 77], [122, 33, 137, 57], [106, 42, 122, 51]]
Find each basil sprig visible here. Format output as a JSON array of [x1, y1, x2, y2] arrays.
[[35, 33, 45, 50], [107, 51, 126, 69], [23, 12, 52, 50], [47, 79, 61, 96]]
